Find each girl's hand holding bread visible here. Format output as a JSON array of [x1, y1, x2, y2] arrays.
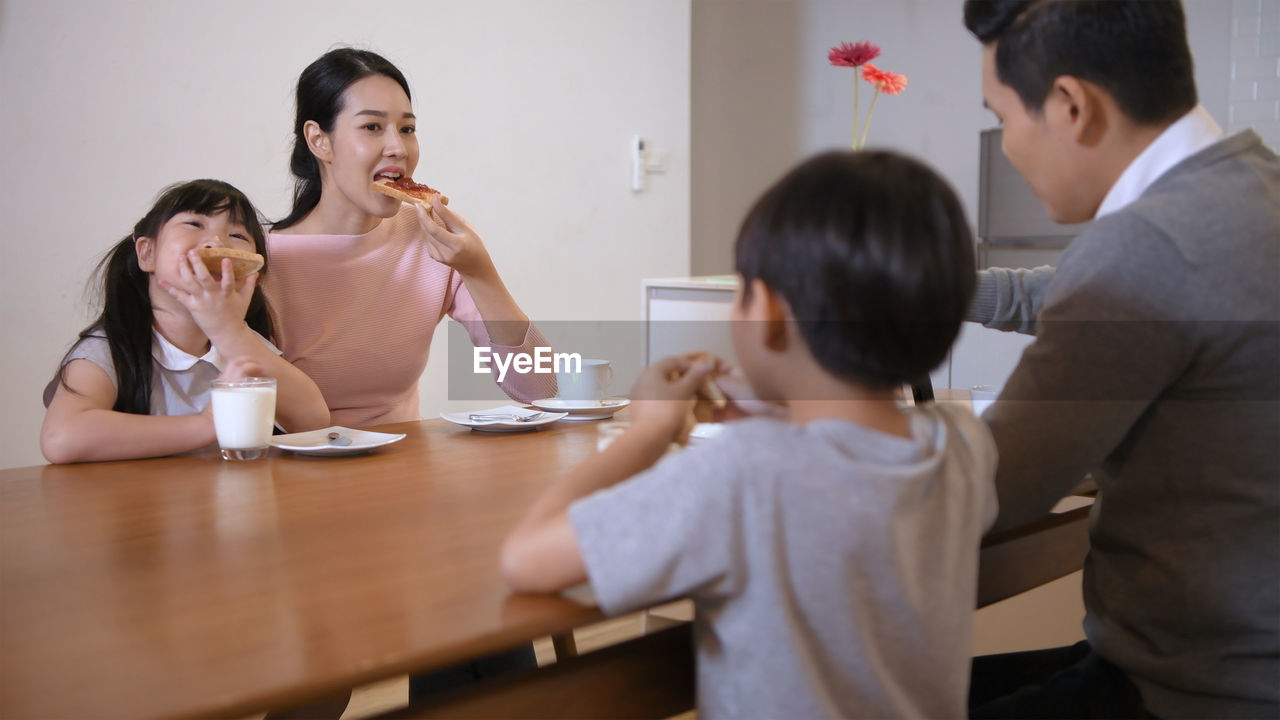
[[159, 249, 258, 342]]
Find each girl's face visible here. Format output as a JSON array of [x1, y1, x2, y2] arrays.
[[310, 74, 419, 224], [135, 210, 257, 284]]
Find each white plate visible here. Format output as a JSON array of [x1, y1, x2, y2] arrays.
[[440, 405, 568, 433], [689, 422, 725, 441], [686, 420, 727, 443], [270, 426, 407, 456], [529, 397, 630, 421]]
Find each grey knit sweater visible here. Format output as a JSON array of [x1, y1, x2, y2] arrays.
[[969, 130, 1279, 718]]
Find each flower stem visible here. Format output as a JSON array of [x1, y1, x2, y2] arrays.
[[851, 73, 860, 151], [858, 88, 881, 149]]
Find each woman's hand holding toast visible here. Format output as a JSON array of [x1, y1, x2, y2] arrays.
[[415, 197, 497, 278]]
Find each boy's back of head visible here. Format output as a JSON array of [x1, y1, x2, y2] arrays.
[[964, 0, 1197, 124], [734, 150, 975, 390]]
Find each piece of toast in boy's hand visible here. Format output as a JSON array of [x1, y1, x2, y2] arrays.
[[664, 352, 728, 441], [684, 351, 728, 422]]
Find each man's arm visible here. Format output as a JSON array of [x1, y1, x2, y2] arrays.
[[984, 239, 1193, 529], [967, 265, 1057, 335]]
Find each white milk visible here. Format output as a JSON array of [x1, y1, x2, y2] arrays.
[[211, 385, 276, 451]]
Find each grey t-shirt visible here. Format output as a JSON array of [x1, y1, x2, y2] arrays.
[[570, 404, 997, 719]]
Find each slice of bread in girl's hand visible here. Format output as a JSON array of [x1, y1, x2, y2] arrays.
[[372, 177, 450, 228], [194, 247, 264, 280]]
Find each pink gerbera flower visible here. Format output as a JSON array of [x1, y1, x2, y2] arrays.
[[862, 64, 908, 95], [854, 64, 909, 147], [828, 41, 880, 68], [877, 71, 909, 96], [831, 44, 907, 149]]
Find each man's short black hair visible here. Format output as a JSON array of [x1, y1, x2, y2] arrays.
[[734, 151, 975, 389], [964, 0, 1198, 125]]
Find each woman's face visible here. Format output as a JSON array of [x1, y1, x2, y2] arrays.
[[314, 74, 419, 223]]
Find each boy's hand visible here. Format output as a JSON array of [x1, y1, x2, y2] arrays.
[[628, 356, 712, 444]]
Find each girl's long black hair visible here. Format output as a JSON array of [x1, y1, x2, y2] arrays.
[[273, 47, 412, 230], [54, 179, 272, 415]]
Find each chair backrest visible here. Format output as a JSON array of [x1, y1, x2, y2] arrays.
[[910, 377, 935, 404]]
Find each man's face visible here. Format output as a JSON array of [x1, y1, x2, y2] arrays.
[[981, 45, 1097, 224]]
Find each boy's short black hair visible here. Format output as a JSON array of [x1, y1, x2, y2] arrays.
[[964, 0, 1197, 125], [735, 150, 975, 389]]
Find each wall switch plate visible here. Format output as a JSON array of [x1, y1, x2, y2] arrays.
[[631, 136, 667, 192]]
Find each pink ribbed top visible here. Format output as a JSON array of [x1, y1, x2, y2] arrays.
[[265, 205, 555, 427]]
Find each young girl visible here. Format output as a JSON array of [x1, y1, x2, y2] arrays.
[[41, 179, 330, 464], [266, 48, 555, 427]]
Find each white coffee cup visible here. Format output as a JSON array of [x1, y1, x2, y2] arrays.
[[211, 377, 277, 461], [970, 384, 999, 417], [556, 358, 614, 406]]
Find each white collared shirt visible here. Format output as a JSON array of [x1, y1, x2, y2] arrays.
[[1095, 105, 1223, 218], [152, 329, 228, 374], [45, 327, 280, 415]]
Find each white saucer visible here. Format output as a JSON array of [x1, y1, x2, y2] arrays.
[[530, 397, 630, 421], [271, 426, 406, 456], [440, 405, 568, 433]]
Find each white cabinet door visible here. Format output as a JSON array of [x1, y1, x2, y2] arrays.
[[644, 284, 738, 366]]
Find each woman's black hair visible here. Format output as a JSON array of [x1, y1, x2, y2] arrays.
[[963, 0, 1197, 125], [735, 150, 975, 389], [273, 47, 412, 230], [54, 179, 272, 414]]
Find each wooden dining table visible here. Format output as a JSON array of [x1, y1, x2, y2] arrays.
[[1, 404, 1090, 720]]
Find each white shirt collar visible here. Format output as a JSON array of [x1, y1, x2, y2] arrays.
[[152, 330, 225, 372], [1095, 105, 1223, 218]]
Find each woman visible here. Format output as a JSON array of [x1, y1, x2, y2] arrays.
[[262, 48, 549, 717], [265, 48, 554, 427]]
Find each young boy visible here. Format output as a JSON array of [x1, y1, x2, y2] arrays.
[[502, 150, 997, 718]]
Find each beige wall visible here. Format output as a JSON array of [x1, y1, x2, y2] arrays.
[[692, 0, 1240, 275], [0, 0, 1255, 471], [0, 0, 692, 469]]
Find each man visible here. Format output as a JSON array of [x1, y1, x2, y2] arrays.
[[963, 1, 1279, 717]]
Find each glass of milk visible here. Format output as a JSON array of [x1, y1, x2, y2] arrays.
[[210, 377, 277, 461], [969, 384, 1000, 417]]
